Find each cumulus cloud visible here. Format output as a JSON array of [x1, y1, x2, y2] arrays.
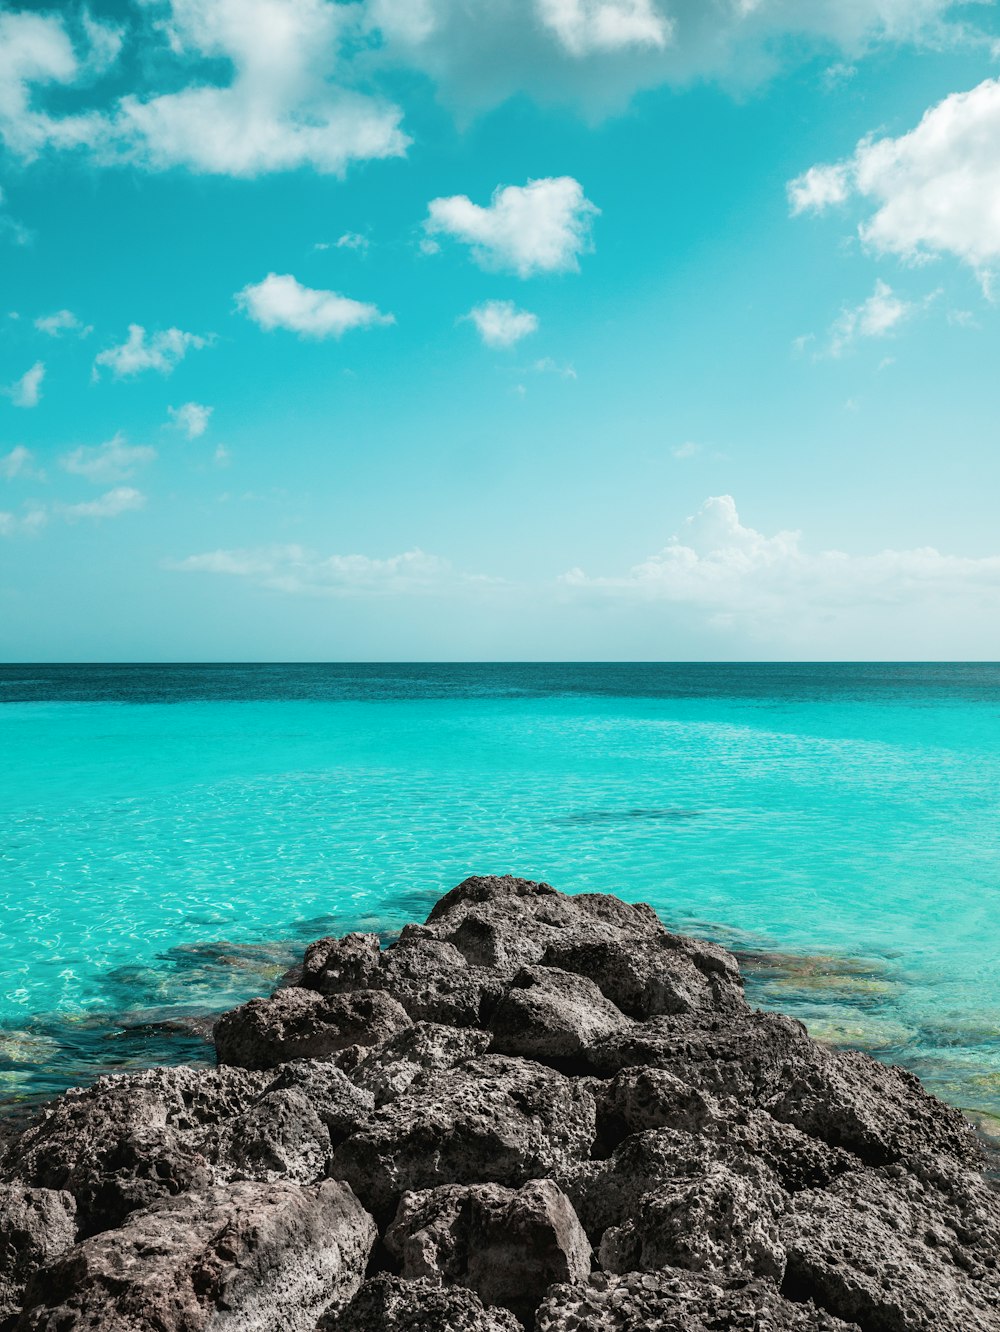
[[93, 325, 208, 379], [790, 79, 1000, 286], [537, 0, 671, 56], [426, 177, 599, 277], [0, 1, 407, 178], [561, 494, 1000, 646], [366, 0, 979, 114], [464, 299, 539, 347], [59, 487, 146, 521], [35, 309, 90, 337], [827, 280, 920, 356], [237, 273, 395, 337], [60, 433, 156, 483], [168, 401, 213, 438], [0, 504, 47, 538], [5, 361, 44, 408], [0, 445, 42, 480], [168, 544, 488, 596]]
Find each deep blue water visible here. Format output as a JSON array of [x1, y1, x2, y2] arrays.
[[2, 662, 999, 1121]]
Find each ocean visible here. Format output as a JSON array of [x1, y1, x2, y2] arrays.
[[2, 662, 999, 1119]]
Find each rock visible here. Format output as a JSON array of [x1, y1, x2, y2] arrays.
[[782, 1161, 1000, 1331], [535, 1271, 860, 1332], [487, 966, 628, 1063], [2, 1066, 265, 1236], [543, 931, 745, 1018], [330, 1055, 596, 1219], [206, 1087, 330, 1184], [385, 1179, 591, 1323], [598, 1159, 786, 1283], [16, 1180, 376, 1332], [320, 1274, 521, 1332], [350, 1022, 491, 1105], [213, 988, 412, 1071], [0, 1185, 77, 1321], [263, 1060, 375, 1141]]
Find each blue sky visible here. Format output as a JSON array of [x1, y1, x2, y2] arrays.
[[3, 0, 1000, 660]]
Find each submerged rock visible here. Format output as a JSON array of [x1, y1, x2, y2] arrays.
[[0, 874, 996, 1331]]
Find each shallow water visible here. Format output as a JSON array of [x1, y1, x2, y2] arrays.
[[2, 663, 999, 1113]]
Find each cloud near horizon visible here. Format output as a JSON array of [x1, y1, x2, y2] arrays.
[[560, 494, 1000, 645]]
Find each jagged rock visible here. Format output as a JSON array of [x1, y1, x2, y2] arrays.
[[782, 1161, 1000, 1331], [487, 966, 628, 1063], [598, 1159, 786, 1282], [0, 1185, 77, 1321], [206, 1087, 330, 1184], [303, 928, 505, 1027], [213, 987, 412, 1070], [2, 1066, 265, 1236], [350, 1022, 491, 1105], [262, 1060, 375, 1140], [16, 1180, 376, 1332], [385, 1179, 591, 1322], [535, 1271, 860, 1332], [331, 1055, 596, 1219], [543, 931, 745, 1018], [320, 1275, 521, 1332]]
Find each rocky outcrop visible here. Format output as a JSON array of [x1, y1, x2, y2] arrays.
[[0, 875, 995, 1332]]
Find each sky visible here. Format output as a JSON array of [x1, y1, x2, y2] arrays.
[[3, 0, 1000, 661]]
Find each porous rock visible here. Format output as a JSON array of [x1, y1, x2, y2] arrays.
[[16, 1179, 376, 1332], [385, 1179, 591, 1322], [330, 1054, 596, 1219], [350, 1022, 491, 1105], [487, 965, 628, 1062], [535, 1271, 860, 1332], [2, 1065, 266, 1236], [319, 1274, 521, 1332], [0, 1185, 77, 1321], [213, 987, 412, 1071]]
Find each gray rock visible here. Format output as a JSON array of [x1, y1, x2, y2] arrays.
[[330, 1055, 596, 1219], [2, 1066, 265, 1236], [543, 931, 745, 1018], [263, 1060, 375, 1140], [782, 1162, 1000, 1331], [0, 1185, 77, 1321], [535, 1271, 860, 1332], [487, 966, 628, 1063], [385, 1179, 591, 1322], [206, 1087, 330, 1185], [213, 987, 412, 1071], [350, 1022, 491, 1105], [16, 1180, 376, 1332], [320, 1275, 521, 1332]]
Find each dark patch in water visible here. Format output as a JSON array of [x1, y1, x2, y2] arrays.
[[555, 807, 703, 826]]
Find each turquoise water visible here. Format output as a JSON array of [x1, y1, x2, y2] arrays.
[[2, 663, 999, 1117]]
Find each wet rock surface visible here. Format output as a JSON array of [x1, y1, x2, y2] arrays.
[[0, 875, 996, 1331]]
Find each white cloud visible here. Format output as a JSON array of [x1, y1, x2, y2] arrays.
[[169, 544, 488, 596], [0, 445, 42, 480], [465, 299, 539, 347], [533, 357, 577, 378], [59, 487, 146, 521], [426, 177, 599, 277], [367, 0, 978, 115], [828, 279, 918, 356], [93, 325, 208, 379], [6, 361, 44, 408], [237, 273, 395, 337], [790, 79, 1000, 284], [168, 401, 213, 438], [0, 504, 47, 538], [61, 433, 156, 483], [561, 494, 1000, 647], [335, 232, 370, 252], [787, 163, 850, 215], [35, 309, 90, 337], [537, 0, 671, 56], [672, 441, 701, 459], [0, 1, 406, 179]]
